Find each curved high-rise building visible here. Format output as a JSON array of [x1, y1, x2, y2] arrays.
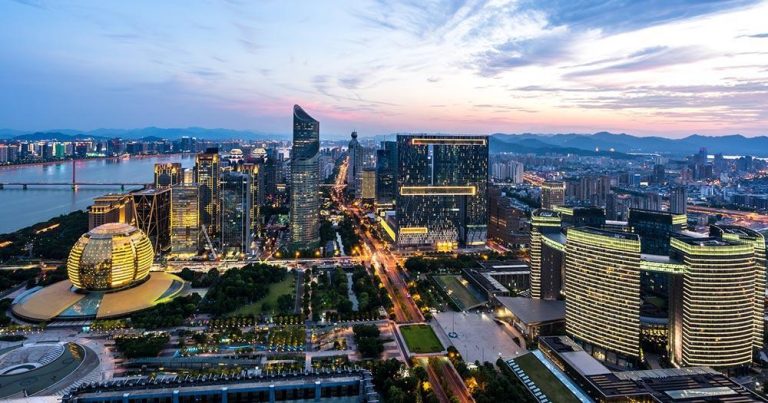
[[670, 235, 757, 371], [290, 105, 320, 249], [565, 227, 642, 368]]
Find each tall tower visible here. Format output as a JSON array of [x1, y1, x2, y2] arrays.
[[154, 162, 182, 188], [221, 172, 252, 256], [290, 105, 320, 250], [541, 181, 565, 209], [669, 186, 687, 215], [530, 209, 563, 300], [347, 131, 363, 198], [565, 227, 642, 368], [195, 148, 220, 236]]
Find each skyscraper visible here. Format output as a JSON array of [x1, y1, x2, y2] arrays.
[[565, 227, 642, 368], [375, 141, 397, 206], [290, 105, 320, 250], [361, 167, 376, 201], [132, 187, 172, 254], [530, 209, 563, 300], [669, 186, 687, 215], [541, 181, 565, 209], [170, 185, 199, 256], [669, 234, 758, 371], [347, 131, 364, 199], [88, 193, 134, 230], [242, 160, 265, 234], [396, 134, 488, 250], [220, 172, 252, 256], [195, 148, 220, 236], [154, 162, 182, 188]]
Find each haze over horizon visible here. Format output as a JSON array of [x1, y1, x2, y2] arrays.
[[2, 0, 768, 138]]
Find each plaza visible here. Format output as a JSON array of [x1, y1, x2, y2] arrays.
[[433, 311, 526, 363]]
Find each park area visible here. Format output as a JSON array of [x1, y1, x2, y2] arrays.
[[432, 275, 487, 311], [229, 276, 295, 316], [513, 353, 580, 403], [399, 324, 444, 354]]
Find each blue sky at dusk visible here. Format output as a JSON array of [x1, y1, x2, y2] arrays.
[[1, 0, 767, 137]]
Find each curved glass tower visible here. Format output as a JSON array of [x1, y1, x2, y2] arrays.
[[290, 105, 320, 249]]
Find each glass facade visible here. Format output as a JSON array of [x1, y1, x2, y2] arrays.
[[221, 172, 251, 255], [194, 149, 220, 236], [530, 209, 562, 300], [170, 185, 199, 256], [375, 141, 397, 205], [395, 134, 488, 250], [153, 162, 182, 188], [131, 188, 171, 254], [628, 208, 685, 255], [290, 105, 320, 249], [67, 223, 154, 291]]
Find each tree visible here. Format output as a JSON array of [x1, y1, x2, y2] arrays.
[[277, 294, 294, 313]]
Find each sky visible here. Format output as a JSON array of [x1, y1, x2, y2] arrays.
[[1, 0, 767, 138]]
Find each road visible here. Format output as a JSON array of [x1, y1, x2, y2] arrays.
[[687, 204, 768, 227]]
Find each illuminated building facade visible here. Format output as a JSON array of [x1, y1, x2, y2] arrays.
[[361, 168, 376, 201], [541, 181, 565, 209], [395, 134, 488, 250], [132, 187, 172, 254], [67, 223, 153, 291], [170, 185, 199, 256], [154, 162, 182, 188], [709, 225, 766, 352], [553, 205, 606, 228], [290, 105, 321, 250], [88, 193, 134, 230], [220, 172, 251, 256], [530, 209, 562, 300], [194, 148, 220, 236], [670, 234, 760, 372], [347, 131, 363, 198], [565, 227, 642, 368]]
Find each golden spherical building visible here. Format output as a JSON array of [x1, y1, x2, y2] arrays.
[[67, 223, 154, 291]]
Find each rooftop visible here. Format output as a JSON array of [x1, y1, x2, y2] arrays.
[[570, 226, 640, 241], [496, 297, 565, 325]]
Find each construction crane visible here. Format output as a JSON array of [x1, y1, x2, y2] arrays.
[[200, 225, 218, 260]]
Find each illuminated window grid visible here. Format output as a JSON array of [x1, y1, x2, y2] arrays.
[[399, 186, 476, 196], [410, 138, 487, 146], [530, 211, 561, 299], [565, 228, 642, 359], [399, 227, 428, 235], [671, 237, 756, 368]]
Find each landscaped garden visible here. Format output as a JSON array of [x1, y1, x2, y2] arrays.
[[399, 324, 444, 354]]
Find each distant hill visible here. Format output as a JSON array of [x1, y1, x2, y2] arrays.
[[490, 132, 768, 157], [3, 127, 290, 142]]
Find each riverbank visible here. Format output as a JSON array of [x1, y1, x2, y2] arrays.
[[0, 152, 186, 170], [0, 210, 88, 262]]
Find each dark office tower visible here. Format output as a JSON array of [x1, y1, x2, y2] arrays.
[[709, 225, 766, 353], [669, 186, 687, 215], [290, 105, 320, 250], [132, 188, 172, 254], [180, 136, 196, 153], [395, 134, 488, 251], [195, 149, 221, 236], [375, 141, 397, 206], [154, 162, 182, 188], [653, 164, 666, 184], [628, 208, 686, 255], [242, 161, 265, 233], [220, 172, 251, 256], [669, 234, 758, 372], [554, 206, 606, 228], [541, 181, 565, 209], [347, 131, 363, 198], [566, 227, 642, 368], [530, 209, 564, 300]]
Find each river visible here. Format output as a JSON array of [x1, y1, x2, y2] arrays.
[[0, 154, 194, 234]]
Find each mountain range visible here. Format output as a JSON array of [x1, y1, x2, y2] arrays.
[[2, 128, 766, 157]]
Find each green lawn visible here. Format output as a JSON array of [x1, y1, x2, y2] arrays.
[[433, 275, 487, 310], [229, 276, 295, 316], [514, 353, 580, 403], [400, 324, 444, 354]]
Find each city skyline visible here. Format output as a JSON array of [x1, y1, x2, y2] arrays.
[[2, 1, 768, 137]]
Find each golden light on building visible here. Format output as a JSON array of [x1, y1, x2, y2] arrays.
[[565, 227, 642, 366], [67, 223, 154, 291], [670, 234, 758, 370]]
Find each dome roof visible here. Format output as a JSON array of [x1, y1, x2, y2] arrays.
[[67, 223, 154, 291]]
